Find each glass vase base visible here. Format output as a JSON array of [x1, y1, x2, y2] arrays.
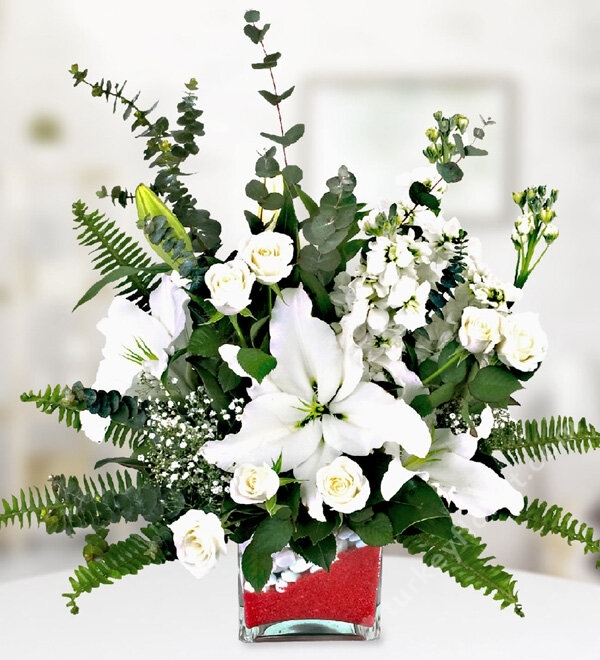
[[239, 607, 381, 642]]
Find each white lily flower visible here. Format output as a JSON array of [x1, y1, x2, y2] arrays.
[[202, 285, 431, 520], [381, 409, 524, 517], [80, 272, 189, 442]]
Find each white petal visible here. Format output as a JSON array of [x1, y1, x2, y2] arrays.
[[269, 287, 343, 404], [201, 394, 322, 472], [426, 453, 524, 517], [218, 344, 248, 379], [432, 428, 477, 460], [149, 273, 189, 339], [380, 458, 416, 500], [80, 411, 110, 443], [331, 382, 431, 457], [294, 443, 342, 521]]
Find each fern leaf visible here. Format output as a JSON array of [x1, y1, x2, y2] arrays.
[[62, 524, 174, 614], [20, 384, 83, 430], [72, 200, 160, 308], [0, 472, 184, 536], [482, 416, 600, 465], [502, 497, 600, 557], [400, 525, 524, 616]]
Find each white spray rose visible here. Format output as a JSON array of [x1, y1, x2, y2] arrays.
[[316, 456, 370, 515], [205, 259, 255, 315], [229, 464, 280, 504], [458, 306, 502, 354], [240, 231, 294, 285], [168, 510, 227, 579], [497, 313, 548, 372]]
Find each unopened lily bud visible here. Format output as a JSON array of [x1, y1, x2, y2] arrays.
[[258, 174, 285, 230], [135, 184, 194, 269], [539, 208, 555, 224]]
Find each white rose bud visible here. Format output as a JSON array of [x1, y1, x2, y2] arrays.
[[230, 464, 280, 504], [497, 313, 548, 372], [240, 231, 294, 285], [168, 510, 227, 579], [458, 306, 502, 354], [205, 259, 255, 315], [316, 456, 370, 515]]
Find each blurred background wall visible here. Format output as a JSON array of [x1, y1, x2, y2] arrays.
[[1, 0, 600, 581]]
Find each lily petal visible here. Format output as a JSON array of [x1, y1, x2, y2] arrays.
[[380, 458, 417, 500], [269, 287, 343, 404], [293, 443, 342, 521], [426, 453, 524, 517], [202, 393, 322, 472]]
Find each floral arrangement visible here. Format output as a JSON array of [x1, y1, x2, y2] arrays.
[[3, 9, 600, 619]]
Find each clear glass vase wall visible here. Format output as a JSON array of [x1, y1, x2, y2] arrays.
[[238, 532, 382, 642]]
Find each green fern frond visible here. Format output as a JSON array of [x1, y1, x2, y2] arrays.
[[72, 200, 160, 308], [400, 525, 524, 616], [501, 497, 600, 557], [62, 524, 174, 614], [482, 416, 600, 465], [0, 472, 184, 536], [20, 384, 83, 430]]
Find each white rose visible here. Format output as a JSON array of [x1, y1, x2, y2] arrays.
[[168, 510, 227, 579], [316, 456, 370, 515], [497, 313, 548, 372], [205, 259, 255, 315], [458, 306, 502, 354], [230, 464, 280, 504], [240, 231, 294, 285]]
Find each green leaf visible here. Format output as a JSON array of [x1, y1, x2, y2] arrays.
[[73, 264, 169, 310], [469, 366, 523, 404], [351, 512, 394, 546], [292, 534, 337, 570], [282, 164, 303, 186], [244, 9, 260, 23], [436, 161, 464, 183], [245, 179, 268, 202], [236, 348, 276, 382], [408, 181, 441, 214], [187, 326, 222, 357], [260, 123, 305, 147], [293, 517, 336, 544], [258, 85, 295, 106], [464, 145, 488, 157], [255, 149, 280, 178], [388, 478, 452, 537]]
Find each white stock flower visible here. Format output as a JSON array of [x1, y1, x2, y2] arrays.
[[497, 313, 548, 372], [202, 285, 431, 521], [240, 231, 294, 285], [390, 278, 430, 331], [80, 272, 189, 442], [229, 464, 280, 504], [168, 509, 227, 579], [458, 306, 502, 354], [205, 259, 255, 315], [316, 456, 370, 514], [381, 410, 524, 518]]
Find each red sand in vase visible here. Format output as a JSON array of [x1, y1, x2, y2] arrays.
[[242, 545, 382, 630]]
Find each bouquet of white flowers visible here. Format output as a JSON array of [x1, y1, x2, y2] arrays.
[[2, 9, 599, 630]]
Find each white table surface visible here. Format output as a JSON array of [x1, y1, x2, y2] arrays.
[[1, 548, 598, 659]]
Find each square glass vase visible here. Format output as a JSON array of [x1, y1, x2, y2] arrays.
[[238, 536, 382, 642]]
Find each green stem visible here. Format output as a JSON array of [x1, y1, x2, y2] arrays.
[[229, 315, 248, 348], [422, 349, 465, 386]]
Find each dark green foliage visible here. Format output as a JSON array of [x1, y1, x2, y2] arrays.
[[69, 66, 221, 258], [0, 471, 184, 538], [400, 525, 524, 616], [62, 524, 175, 614], [426, 228, 468, 321], [481, 416, 600, 465], [298, 166, 361, 286], [72, 200, 160, 309]]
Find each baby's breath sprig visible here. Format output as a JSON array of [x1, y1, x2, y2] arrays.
[[137, 388, 244, 513]]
